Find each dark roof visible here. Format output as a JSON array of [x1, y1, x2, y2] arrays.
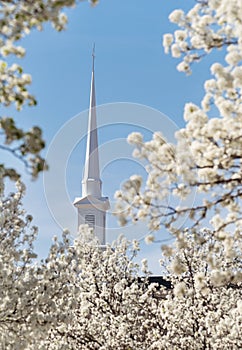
[[138, 276, 172, 290], [148, 276, 172, 289]]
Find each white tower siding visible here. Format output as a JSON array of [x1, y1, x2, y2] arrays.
[[77, 207, 106, 245]]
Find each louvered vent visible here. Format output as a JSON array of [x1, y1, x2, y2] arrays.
[[85, 214, 95, 229]]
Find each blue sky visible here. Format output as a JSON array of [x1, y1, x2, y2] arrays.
[[3, 0, 217, 273]]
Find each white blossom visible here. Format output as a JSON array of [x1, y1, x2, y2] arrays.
[[144, 234, 155, 244], [163, 33, 173, 53], [169, 9, 185, 24], [127, 132, 143, 145]]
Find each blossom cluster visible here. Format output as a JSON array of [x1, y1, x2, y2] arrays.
[[163, 0, 242, 74]]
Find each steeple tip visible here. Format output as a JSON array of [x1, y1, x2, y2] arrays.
[[92, 43, 95, 71]]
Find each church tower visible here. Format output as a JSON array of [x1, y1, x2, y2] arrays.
[[73, 50, 110, 245]]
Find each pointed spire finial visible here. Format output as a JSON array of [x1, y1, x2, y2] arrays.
[[92, 43, 95, 71]]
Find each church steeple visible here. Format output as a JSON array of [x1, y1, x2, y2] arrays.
[[74, 48, 110, 245], [82, 46, 102, 198]]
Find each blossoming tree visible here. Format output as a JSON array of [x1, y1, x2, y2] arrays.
[[0, 178, 168, 349], [116, 0, 242, 280], [159, 229, 241, 349], [1, 180, 241, 349], [114, 1, 242, 347], [33, 230, 168, 350], [0, 179, 57, 348]]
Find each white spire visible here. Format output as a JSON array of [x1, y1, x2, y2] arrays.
[[82, 45, 102, 198], [74, 48, 110, 245]]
